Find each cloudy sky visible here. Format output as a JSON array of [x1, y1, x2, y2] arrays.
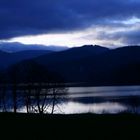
[[0, 0, 140, 48]]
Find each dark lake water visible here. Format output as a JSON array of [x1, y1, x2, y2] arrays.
[[6, 85, 140, 114], [51, 86, 140, 114]]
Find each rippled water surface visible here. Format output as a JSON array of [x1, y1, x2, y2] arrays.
[[12, 86, 140, 114], [55, 86, 140, 114]]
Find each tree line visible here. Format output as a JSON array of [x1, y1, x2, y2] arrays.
[[0, 61, 68, 114]]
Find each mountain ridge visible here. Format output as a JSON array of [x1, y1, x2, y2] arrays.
[[0, 42, 68, 52], [0, 50, 54, 70], [1, 45, 140, 85]]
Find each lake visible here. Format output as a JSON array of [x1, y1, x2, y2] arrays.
[[52, 86, 140, 114], [2, 85, 140, 114]]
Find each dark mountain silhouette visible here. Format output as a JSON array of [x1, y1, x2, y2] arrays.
[[101, 46, 140, 85], [12, 50, 53, 61], [32, 45, 109, 82], [2, 45, 140, 85], [0, 51, 13, 70], [33, 45, 140, 85], [5, 61, 61, 83], [34, 45, 109, 65], [0, 42, 68, 52], [0, 50, 10, 57], [0, 50, 53, 70], [86, 46, 140, 85]]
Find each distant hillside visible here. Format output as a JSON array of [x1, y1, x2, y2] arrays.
[[0, 42, 68, 52], [0, 51, 12, 70], [34, 45, 109, 65], [0, 50, 10, 58], [12, 50, 53, 61], [4, 60, 61, 83], [3, 45, 109, 83], [33, 45, 140, 85], [0, 50, 53, 70], [2, 45, 140, 86]]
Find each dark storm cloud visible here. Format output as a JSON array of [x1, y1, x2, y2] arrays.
[[94, 24, 140, 46], [0, 0, 140, 39], [107, 29, 140, 45], [122, 31, 140, 45]]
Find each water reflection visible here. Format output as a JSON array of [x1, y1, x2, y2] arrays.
[[68, 86, 140, 97], [1, 85, 140, 114], [61, 86, 140, 114], [55, 102, 127, 114]]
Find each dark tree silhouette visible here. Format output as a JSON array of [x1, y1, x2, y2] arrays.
[[8, 67, 19, 113], [4, 60, 68, 114], [0, 73, 7, 112]]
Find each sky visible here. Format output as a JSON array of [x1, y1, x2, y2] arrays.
[[0, 0, 140, 48]]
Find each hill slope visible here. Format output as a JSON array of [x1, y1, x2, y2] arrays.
[[0, 42, 68, 52], [3, 45, 140, 85], [34, 45, 140, 85], [0, 50, 53, 70]]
